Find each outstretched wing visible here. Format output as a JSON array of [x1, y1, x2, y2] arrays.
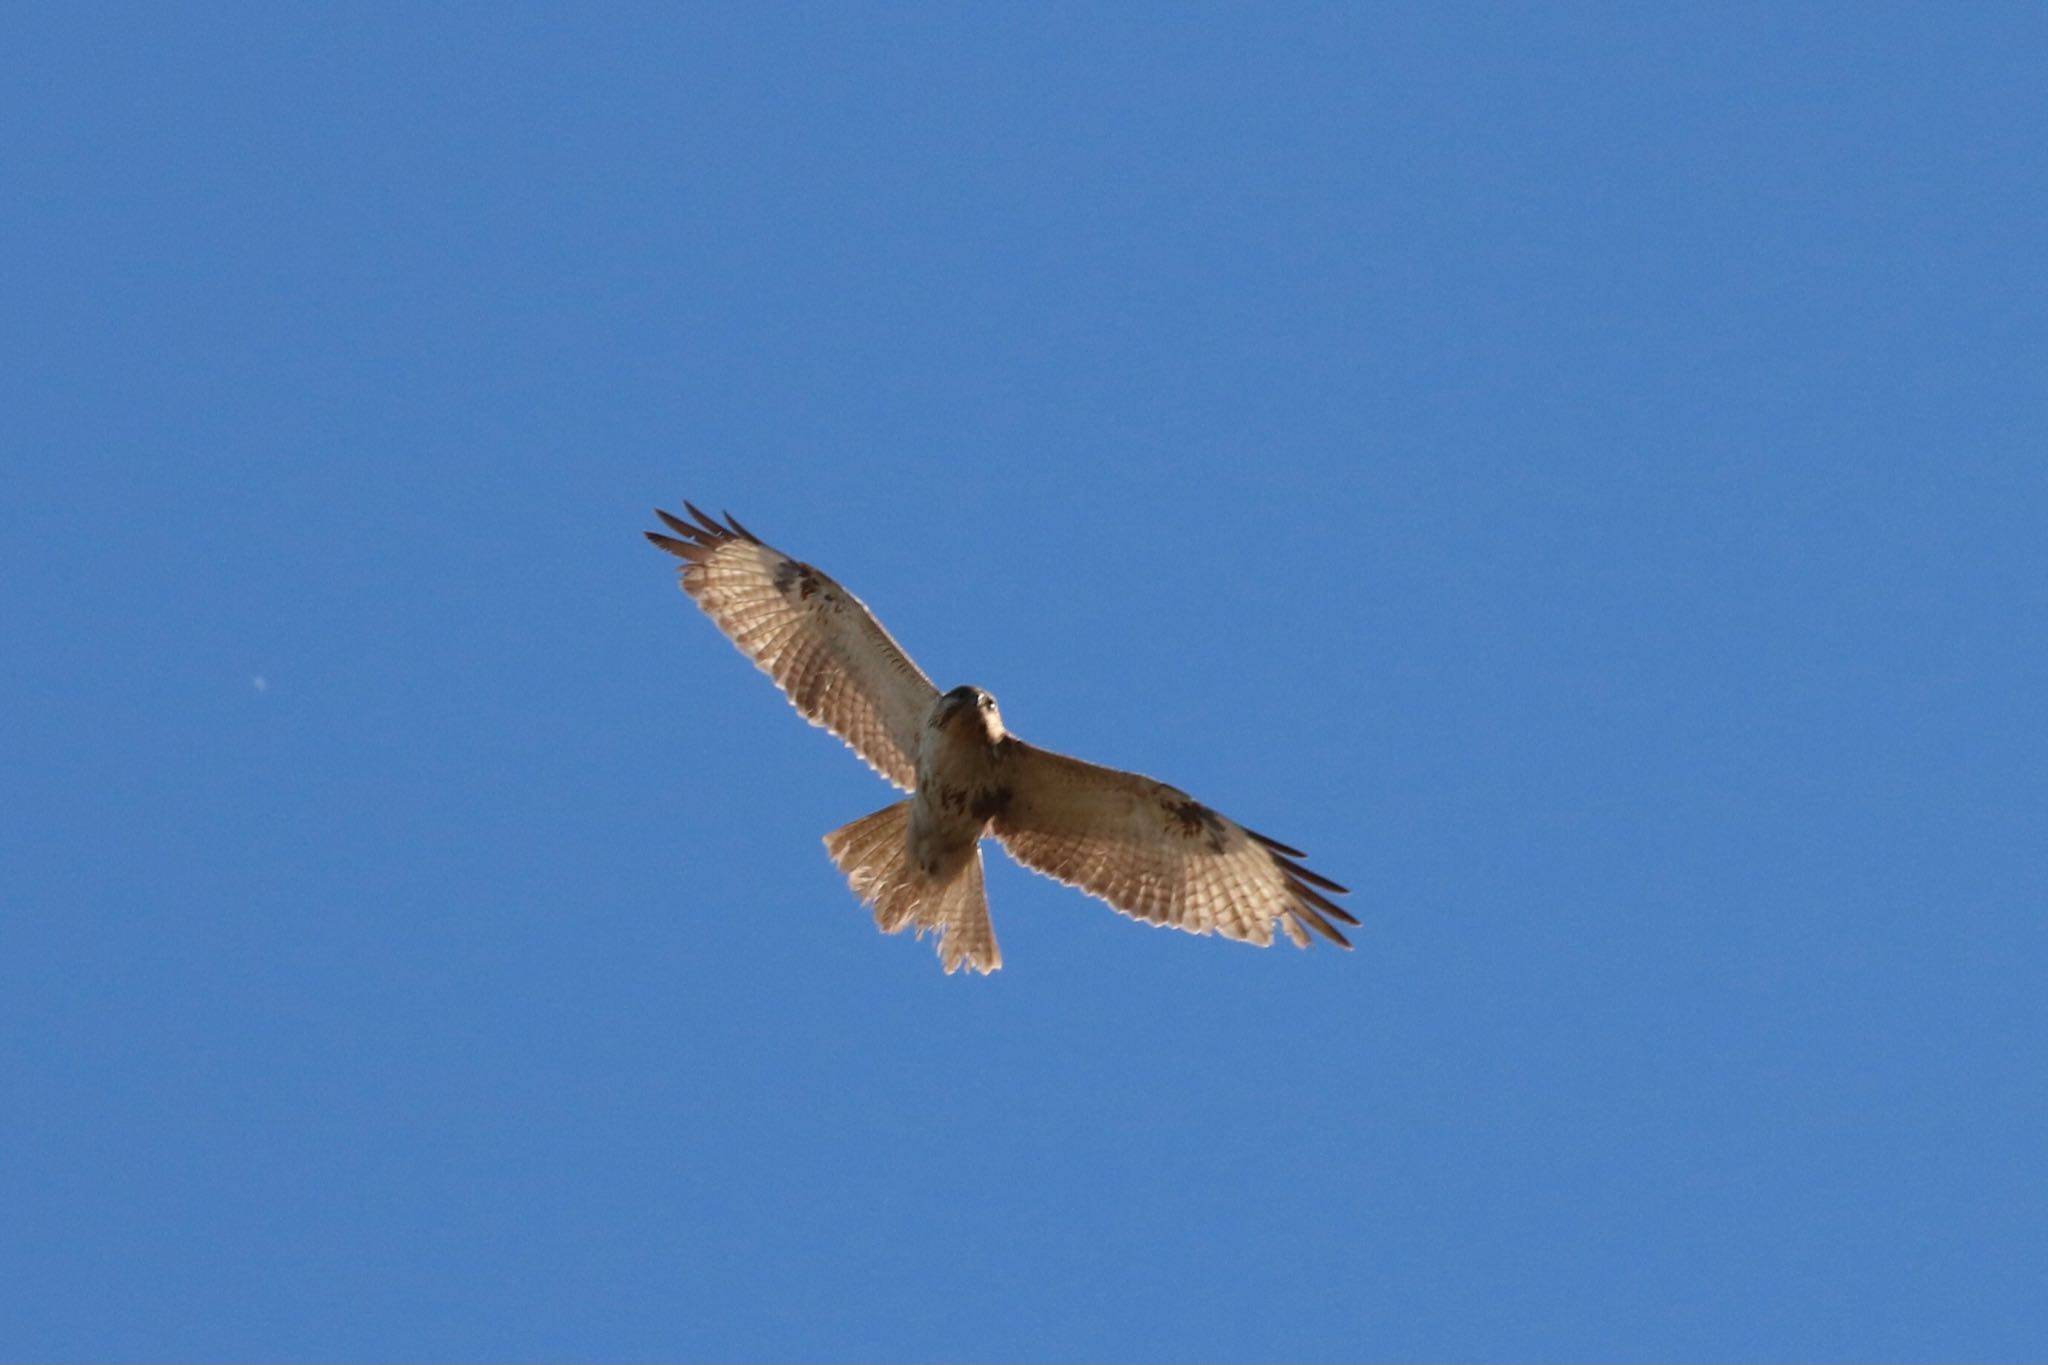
[[646, 503, 939, 789], [991, 740, 1355, 950]]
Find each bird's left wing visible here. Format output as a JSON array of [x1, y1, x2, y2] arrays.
[[646, 503, 940, 790], [991, 740, 1355, 949]]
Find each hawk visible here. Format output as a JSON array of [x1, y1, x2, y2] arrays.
[[646, 502, 1355, 973]]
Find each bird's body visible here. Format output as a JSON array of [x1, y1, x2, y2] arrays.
[[910, 688, 1010, 882], [646, 503, 1354, 973]]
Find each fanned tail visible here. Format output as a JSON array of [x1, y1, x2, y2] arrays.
[[822, 801, 1000, 974]]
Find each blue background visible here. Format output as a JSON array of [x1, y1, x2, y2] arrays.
[[4, 6, 2044, 1360]]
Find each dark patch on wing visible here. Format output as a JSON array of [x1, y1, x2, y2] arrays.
[[771, 558, 823, 600], [1166, 794, 1228, 854], [970, 786, 1012, 823]]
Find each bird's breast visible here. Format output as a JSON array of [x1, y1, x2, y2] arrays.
[[909, 724, 1012, 877]]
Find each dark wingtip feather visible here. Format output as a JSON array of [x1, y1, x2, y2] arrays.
[[680, 500, 730, 539], [1289, 878, 1359, 925], [1291, 903, 1354, 948], [1245, 827, 1308, 859], [1276, 855, 1348, 895], [654, 506, 699, 539], [723, 510, 762, 543]]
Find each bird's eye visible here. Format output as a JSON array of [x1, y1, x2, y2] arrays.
[[980, 697, 993, 709]]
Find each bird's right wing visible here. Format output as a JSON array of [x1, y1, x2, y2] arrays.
[[646, 503, 940, 790], [992, 739, 1355, 949]]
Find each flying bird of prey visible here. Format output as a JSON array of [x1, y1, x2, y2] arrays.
[[646, 503, 1354, 973]]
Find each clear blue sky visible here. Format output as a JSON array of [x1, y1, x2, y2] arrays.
[[3, 6, 2044, 1361]]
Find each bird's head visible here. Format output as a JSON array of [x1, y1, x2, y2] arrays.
[[936, 684, 1006, 741]]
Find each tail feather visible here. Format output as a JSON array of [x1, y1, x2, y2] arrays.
[[822, 801, 1000, 974]]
